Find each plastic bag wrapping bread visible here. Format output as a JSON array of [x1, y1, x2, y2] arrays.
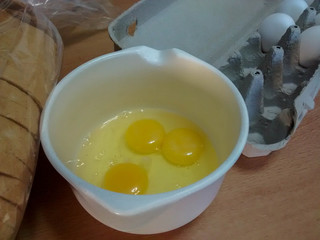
[[0, 1, 63, 239], [25, 0, 120, 30]]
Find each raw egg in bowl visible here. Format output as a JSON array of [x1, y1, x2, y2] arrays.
[[40, 46, 248, 234]]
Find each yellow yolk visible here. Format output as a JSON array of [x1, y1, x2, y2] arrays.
[[125, 119, 165, 154], [103, 163, 148, 195], [162, 128, 204, 166]]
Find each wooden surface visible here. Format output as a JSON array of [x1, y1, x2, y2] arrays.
[[17, 1, 320, 239]]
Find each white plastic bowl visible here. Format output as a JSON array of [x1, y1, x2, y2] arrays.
[[40, 46, 249, 234]]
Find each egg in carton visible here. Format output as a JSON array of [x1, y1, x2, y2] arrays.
[[219, 0, 320, 157]]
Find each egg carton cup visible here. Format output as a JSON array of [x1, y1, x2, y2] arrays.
[[108, 0, 320, 157]]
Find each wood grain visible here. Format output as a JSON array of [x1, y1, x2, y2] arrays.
[[16, 1, 320, 239]]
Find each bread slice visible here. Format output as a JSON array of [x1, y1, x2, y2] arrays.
[[0, 79, 41, 137], [0, 198, 20, 240], [0, 116, 37, 181]]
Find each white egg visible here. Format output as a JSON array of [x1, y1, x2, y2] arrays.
[[258, 13, 295, 52], [299, 25, 320, 67], [277, 0, 308, 21], [304, 0, 314, 5]]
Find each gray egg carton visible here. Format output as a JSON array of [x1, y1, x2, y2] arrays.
[[219, 2, 320, 156], [108, 0, 320, 157]]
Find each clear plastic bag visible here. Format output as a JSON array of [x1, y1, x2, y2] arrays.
[[24, 0, 120, 30], [0, 1, 63, 239]]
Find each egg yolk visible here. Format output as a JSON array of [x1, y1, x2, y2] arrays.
[[162, 128, 204, 166], [103, 163, 148, 195], [125, 119, 165, 154]]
